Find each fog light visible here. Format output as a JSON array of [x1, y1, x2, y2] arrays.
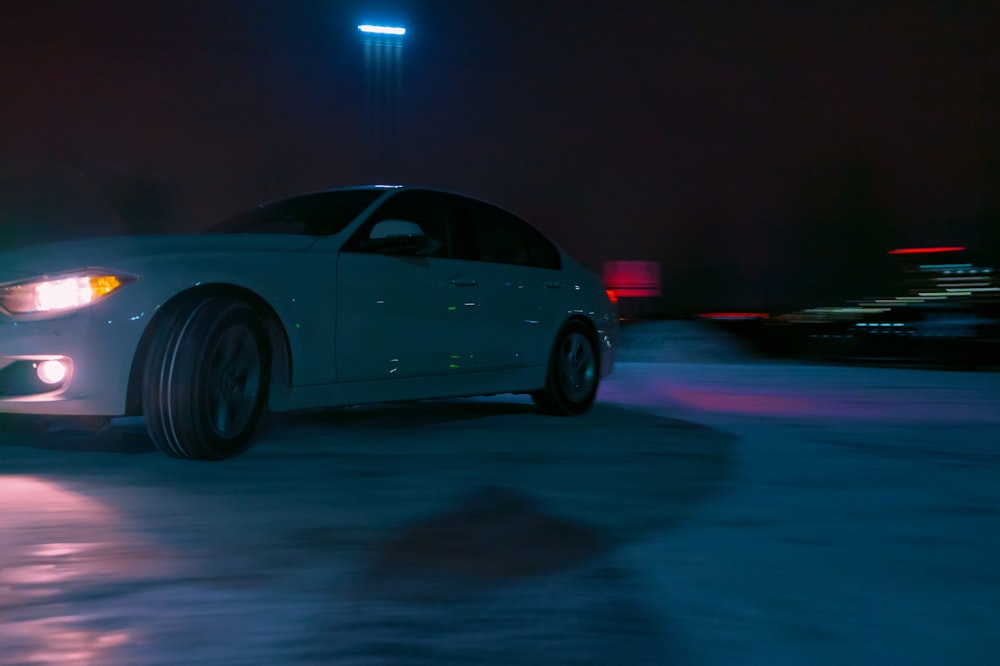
[[36, 359, 69, 385]]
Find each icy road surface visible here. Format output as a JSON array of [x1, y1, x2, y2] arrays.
[[2, 333, 999, 664]]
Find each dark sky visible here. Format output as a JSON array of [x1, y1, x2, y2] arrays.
[[2, 1, 998, 311]]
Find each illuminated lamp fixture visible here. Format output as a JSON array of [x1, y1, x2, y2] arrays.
[[358, 24, 406, 36], [36, 358, 70, 385]]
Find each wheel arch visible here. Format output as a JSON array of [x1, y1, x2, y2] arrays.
[[531, 313, 602, 416], [124, 284, 293, 416], [559, 314, 601, 366]]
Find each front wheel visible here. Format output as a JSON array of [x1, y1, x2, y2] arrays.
[[142, 298, 270, 460], [532, 321, 599, 415]]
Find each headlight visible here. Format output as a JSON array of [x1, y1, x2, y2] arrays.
[[0, 271, 136, 314]]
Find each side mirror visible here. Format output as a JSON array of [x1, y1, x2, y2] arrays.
[[369, 219, 425, 240], [361, 219, 442, 255]]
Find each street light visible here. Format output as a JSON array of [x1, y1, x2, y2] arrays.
[[358, 23, 407, 181]]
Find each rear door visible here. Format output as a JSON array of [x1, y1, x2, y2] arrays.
[[461, 198, 566, 370]]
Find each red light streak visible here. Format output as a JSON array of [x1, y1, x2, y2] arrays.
[[888, 246, 966, 255], [698, 312, 770, 320]]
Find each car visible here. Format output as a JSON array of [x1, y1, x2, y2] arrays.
[[0, 185, 619, 460]]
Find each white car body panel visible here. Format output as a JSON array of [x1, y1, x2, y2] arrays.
[[0, 186, 618, 423], [474, 260, 579, 369], [335, 252, 485, 381]]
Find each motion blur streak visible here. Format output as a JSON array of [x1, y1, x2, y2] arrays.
[[888, 246, 967, 255], [664, 387, 816, 416], [597, 363, 1000, 424], [658, 380, 1000, 422], [0, 476, 135, 664]]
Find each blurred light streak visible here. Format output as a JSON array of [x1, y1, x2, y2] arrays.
[[920, 263, 973, 271], [698, 312, 770, 320], [889, 246, 966, 255]]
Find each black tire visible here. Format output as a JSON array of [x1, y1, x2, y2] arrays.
[[532, 320, 599, 415], [142, 298, 270, 460]]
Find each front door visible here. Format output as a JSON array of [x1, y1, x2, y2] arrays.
[[335, 190, 483, 382]]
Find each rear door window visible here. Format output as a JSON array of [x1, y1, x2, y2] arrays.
[[466, 200, 561, 269]]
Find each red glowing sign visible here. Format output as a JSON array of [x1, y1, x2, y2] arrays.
[[603, 261, 661, 298]]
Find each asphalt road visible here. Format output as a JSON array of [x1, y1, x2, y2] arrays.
[[2, 345, 999, 664]]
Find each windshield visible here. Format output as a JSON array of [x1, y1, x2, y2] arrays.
[[208, 189, 384, 235]]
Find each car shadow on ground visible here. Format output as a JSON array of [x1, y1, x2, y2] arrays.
[[274, 397, 539, 430], [278, 401, 735, 666], [0, 414, 157, 454], [260, 399, 739, 540], [274, 396, 725, 437]]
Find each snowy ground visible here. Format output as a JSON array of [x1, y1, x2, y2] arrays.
[[1, 321, 999, 665]]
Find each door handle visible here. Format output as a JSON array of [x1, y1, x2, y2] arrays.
[[542, 280, 564, 289], [450, 277, 478, 287]]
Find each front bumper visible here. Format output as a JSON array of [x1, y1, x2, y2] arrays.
[[0, 304, 147, 416]]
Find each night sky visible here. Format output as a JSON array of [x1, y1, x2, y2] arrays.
[[2, 1, 998, 312]]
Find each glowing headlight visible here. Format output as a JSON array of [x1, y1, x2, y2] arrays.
[[0, 271, 136, 314]]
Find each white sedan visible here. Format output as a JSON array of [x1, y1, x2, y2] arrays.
[[0, 186, 618, 459]]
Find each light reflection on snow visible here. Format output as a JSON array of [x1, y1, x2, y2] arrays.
[[34, 543, 84, 557], [0, 475, 145, 665], [0, 475, 111, 516], [2, 620, 132, 666]]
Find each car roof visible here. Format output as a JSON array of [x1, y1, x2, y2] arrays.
[[255, 184, 523, 218]]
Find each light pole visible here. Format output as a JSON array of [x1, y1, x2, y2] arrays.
[[358, 24, 406, 182]]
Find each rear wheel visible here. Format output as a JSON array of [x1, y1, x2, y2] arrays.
[[142, 298, 270, 460], [532, 321, 599, 415]]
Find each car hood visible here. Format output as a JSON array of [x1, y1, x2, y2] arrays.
[[0, 234, 321, 281]]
